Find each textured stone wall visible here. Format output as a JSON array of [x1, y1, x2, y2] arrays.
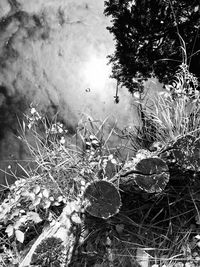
[[0, 0, 139, 187], [0, 0, 136, 124]]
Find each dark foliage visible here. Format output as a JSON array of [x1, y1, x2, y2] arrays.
[[104, 0, 200, 93], [160, 134, 200, 172], [31, 237, 65, 266]]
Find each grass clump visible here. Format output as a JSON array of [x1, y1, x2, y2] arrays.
[[0, 108, 124, 266], [127, 63, 200, 152]]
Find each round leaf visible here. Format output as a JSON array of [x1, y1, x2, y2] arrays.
[[15, 229, 25, 243]]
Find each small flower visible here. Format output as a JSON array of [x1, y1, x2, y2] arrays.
[[27, 122, 33, 129], [80, 180, 86, 186], [133, 91, 141, 99], [30, 107, 37, 114], [60, 136, 66, 145], [108, 154, 113, 161], [58, 127, 63, 133]]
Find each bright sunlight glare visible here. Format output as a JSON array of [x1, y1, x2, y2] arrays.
[[83, 56, 111, 90]]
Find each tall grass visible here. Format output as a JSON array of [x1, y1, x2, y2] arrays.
[[147, 89, 200, 142], [127, 62, 200, 153]]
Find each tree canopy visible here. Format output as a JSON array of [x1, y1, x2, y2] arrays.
[[104, 0, 200, 93]]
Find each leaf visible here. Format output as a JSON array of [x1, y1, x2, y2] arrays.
[[108, 154, 113, 160], [195, 235, 200, 240], [14, 215, 28, 230], [42, 199, 51, 209], [69, 202, 80, 212], [42, 189, 50, 198], [57, 195, 63, 202], [5, 224, 14, 237], [10, 209, 20, 220], [27, 212, 42, 223], [136, 248, 150, 267], [111, 158, 117, 165], [49, 196, 54, 202], [14, 219, 25, 230], [33, 185, 41, 194], [20, 209, 26, 214], [15, 230, 25, 243], [21, 190, 29, 197], [28, 192, 36, 201], [53, 201, 60, 206], [64, 204, 73, 215], [33, 196, 42, 207], [89, 134, 96, 140], [115, 224, 124, 234], [71, 213, 82, 224], [195, 214, 200, 225]]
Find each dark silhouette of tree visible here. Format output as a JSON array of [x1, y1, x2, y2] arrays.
[[104, 0, 200, 93]]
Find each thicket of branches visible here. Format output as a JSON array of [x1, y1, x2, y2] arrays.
[[104, 0, 200, 93]]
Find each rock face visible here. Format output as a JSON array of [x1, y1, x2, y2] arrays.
[[0, 0, 136, 125], [0, 0, 138, 187], [0, 0, 11, 19]]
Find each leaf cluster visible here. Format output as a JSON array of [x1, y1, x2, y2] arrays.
[[30, 237, 65, 267], [0, 177, 66, 247], [104, 0, 200, 93]]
